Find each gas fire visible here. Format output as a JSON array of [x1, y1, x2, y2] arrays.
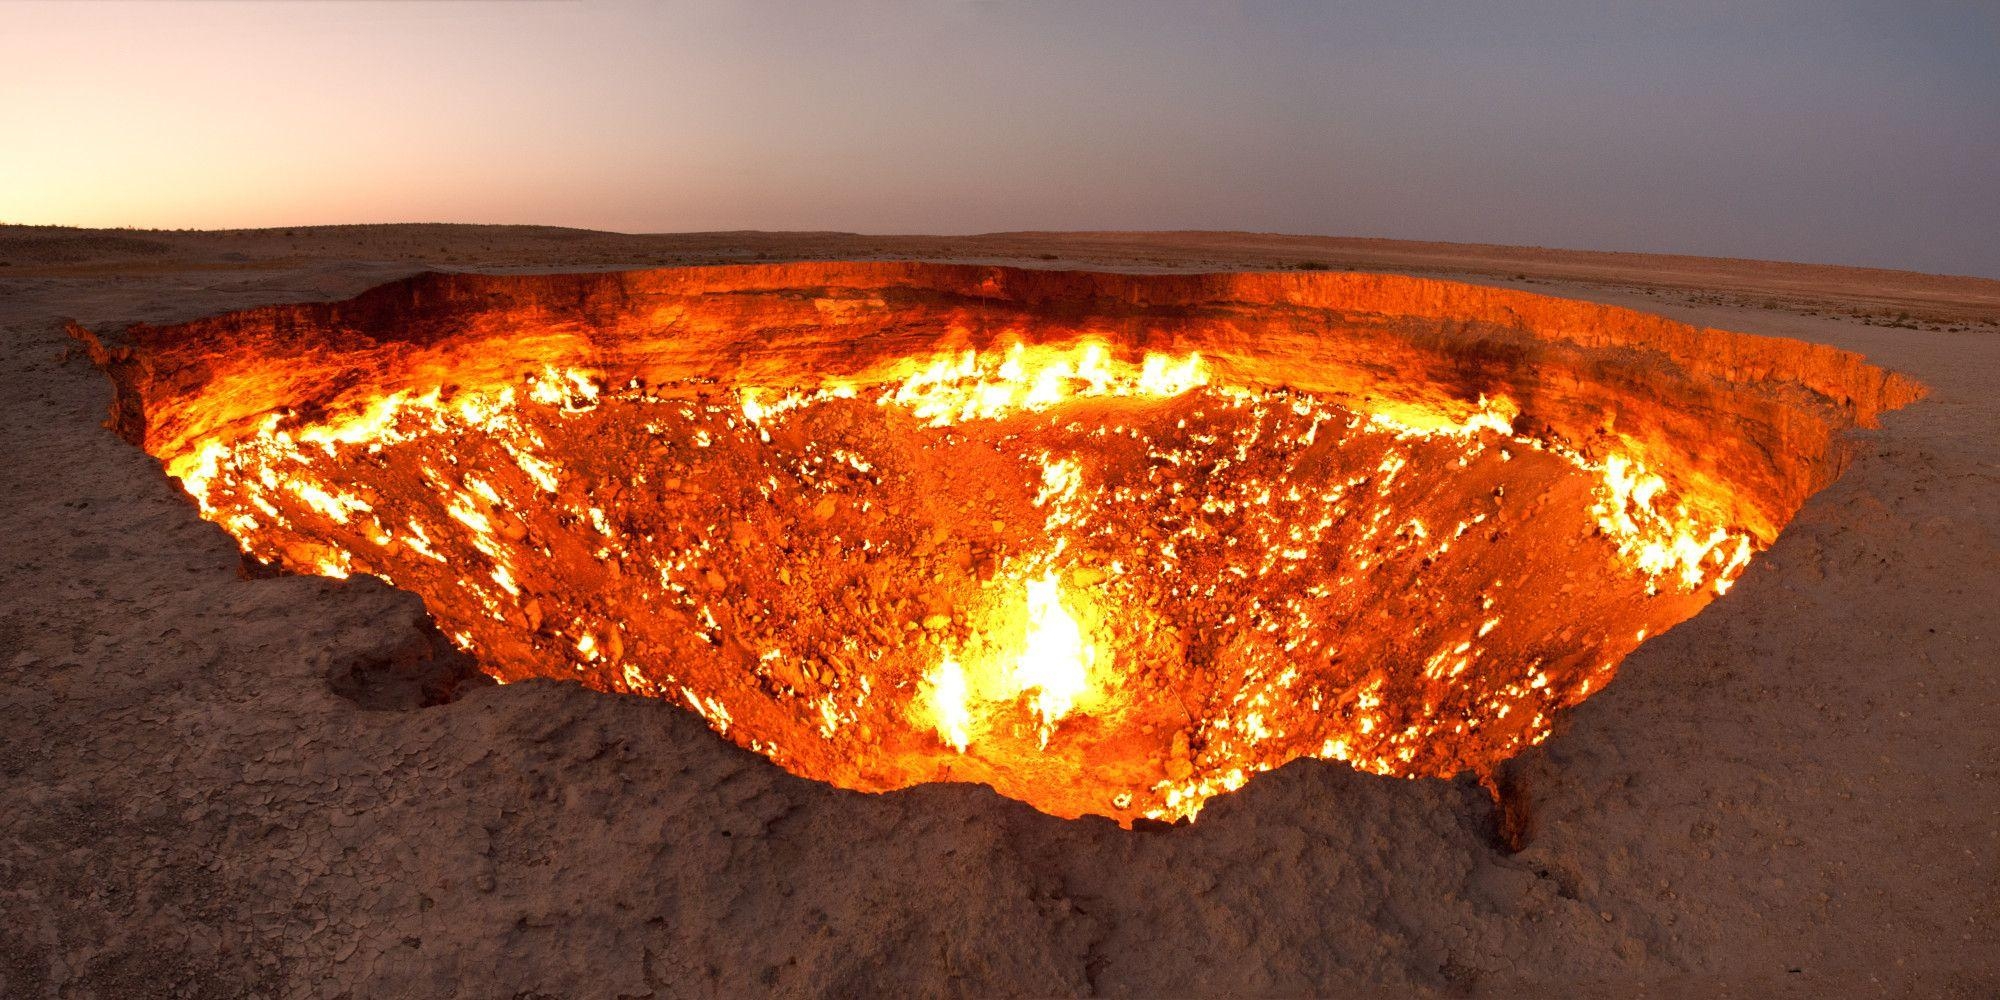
[[142, 339, 1753, 823], [79, 265, 1919, 825]]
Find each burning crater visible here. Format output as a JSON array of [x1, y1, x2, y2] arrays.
[[75, 264, 1922, 825]]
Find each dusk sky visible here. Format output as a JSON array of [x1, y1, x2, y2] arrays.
[[5, 1, 1996, 277]]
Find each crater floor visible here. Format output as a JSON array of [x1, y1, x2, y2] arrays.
[[2, 226, 1994, 997], [168, 363, 1751, 825]]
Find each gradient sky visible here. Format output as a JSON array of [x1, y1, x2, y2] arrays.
[[4, 1, 1996, 276]]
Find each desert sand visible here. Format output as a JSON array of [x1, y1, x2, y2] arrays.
[[2, 226, 1995, 997]]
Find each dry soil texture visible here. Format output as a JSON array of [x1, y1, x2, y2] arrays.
[[2, 226, 1996, 998]]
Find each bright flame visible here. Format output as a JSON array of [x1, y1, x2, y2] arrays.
[[921, 568, 1098, 754], [924, 654, 972, 753], [1013, 570, 1093, 743], [1594, 454, 1750, 593], [884, 340, 1207, 426]]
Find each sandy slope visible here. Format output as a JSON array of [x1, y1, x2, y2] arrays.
[[1, 227, 1994, 997]]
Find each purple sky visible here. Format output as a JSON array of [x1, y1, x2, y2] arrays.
[[4, 1, 1996, 277]]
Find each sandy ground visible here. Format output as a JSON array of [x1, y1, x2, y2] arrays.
[[1, 226, 1995, 998]]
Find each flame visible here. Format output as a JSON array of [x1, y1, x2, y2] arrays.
[[1012, 570, 1094, 744], [921, 569, 1096, 753], [1594, 454, 1752, 594], [883, 340, 1206, 425], [924, 654, 971, 753]]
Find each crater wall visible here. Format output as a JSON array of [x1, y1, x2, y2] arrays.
[[78, 264, 1923, 541]]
